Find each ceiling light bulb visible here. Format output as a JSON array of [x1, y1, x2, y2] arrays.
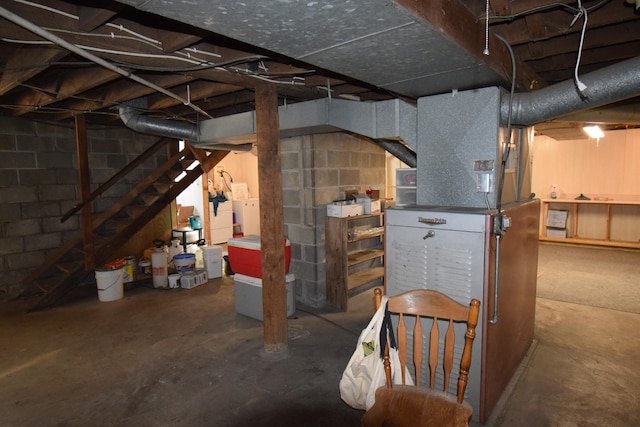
[[583, 125, 604, 139]]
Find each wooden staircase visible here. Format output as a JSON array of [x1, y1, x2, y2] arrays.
[[21, 138, 228, 311]]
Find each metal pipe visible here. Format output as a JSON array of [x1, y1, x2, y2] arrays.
[[489, 234, 501, 324], [502, 56, 640, 126], [0, 6, 211, 119]]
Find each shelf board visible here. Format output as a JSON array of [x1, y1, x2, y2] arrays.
[[539, 236, 640, 249], [348, 230, 384, 243], [347, 249, 384, 266], [347, 267, 384, 291]]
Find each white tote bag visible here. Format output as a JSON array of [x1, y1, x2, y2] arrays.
[[339, 297, 414, 410]]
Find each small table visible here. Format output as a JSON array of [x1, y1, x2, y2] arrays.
[[172, 227, 203, 252]]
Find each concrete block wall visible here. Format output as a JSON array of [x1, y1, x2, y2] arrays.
[[0, 117, 164, 300], [281, 132, 386, 308]]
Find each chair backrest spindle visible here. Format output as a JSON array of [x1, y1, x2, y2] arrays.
[[383, 289, 480, 401], [413, 315, 422, 388], [363, 289, 480, 427]]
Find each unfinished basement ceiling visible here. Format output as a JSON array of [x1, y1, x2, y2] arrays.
[[0, 0, 639, 140], [116, 0, 508, 99]]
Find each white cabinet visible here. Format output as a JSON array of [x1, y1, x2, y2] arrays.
[[209, 201, 233, 244], [385, 201, 539, 423], [233, 199, 260, 235]]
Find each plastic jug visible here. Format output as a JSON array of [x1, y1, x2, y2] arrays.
[[151, 240, 168, 289], [168, 238, 183, 265]]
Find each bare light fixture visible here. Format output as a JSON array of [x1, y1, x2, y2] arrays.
[[583, 125, 604, 139]]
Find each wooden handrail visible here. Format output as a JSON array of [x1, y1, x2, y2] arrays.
[[60, 136, 174, 223]]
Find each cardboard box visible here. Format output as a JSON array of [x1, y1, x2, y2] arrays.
[[546, 210, 568, 228], [234, 273, 296, 321], [367, 190, 380, 200], [370, 199, 381, 214], [546, 228, 567, 238], [327, 203, 363, 217], [345, 190, 359, 200], [180, 269, 208, 289], [354, 195, 372, 214], [227, 235, 291, 278]]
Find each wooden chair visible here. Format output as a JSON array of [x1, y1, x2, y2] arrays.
[[361, 288, 481, 427]]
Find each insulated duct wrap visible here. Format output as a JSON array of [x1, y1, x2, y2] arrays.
[[374, 139, 416, 168], [119, 105, 199, 141], [503, 56, 640, 126]]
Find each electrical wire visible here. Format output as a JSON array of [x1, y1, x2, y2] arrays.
[[10, 0, 228, 67], [572, 3, 589, 94], [483, 0, 490, 55], [0, 6, 212, 118], [482, 0, 610, 22], [494, 34, 516, 214], [219, 170, 234, 193]]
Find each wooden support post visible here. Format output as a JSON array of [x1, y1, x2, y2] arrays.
[[255, 83, 288, 354], [75, 114, 94, 270]]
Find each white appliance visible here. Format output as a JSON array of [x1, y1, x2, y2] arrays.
[[233, 198, 260, 235], [385, 200, 539, 423], [209, 201, 233, 244], [384, 87, 539, 423]]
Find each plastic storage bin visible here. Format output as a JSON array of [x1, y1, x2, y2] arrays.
[[227, 235, 291, 278], [201, 245, 223, 279], [180, 269, 208, 289], [233, 273, 296, 321]]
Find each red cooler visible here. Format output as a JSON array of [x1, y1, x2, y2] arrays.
[[227, 235, 291, 278]]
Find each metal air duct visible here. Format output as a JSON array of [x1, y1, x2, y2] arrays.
[[129, 98, 417, 161], [118, 105, 254, 151], [119, 105, 199, 141], [502, 56, 640, 126], [374, 139, 416, 168]]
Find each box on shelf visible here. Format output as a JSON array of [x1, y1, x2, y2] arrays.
[[546, 210, 568, 228], [327, 203, 363, 218], [227, 235, 291, 278], [234, 273, 296, 321], [546, 228, 567, 238], [180, 269, 208, 289], [354, 195, 373, 214], [345, 190, 359, 200], [367, 189, 380, 200]]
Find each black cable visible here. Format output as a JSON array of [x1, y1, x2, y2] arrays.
[[494, 34, 516, 215], [219, 170, 234, 193]]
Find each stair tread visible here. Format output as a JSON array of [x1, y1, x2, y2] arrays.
[[27, 147, 219, 310]]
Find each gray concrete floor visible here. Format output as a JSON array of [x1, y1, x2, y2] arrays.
[[1, 243, 638, 426]]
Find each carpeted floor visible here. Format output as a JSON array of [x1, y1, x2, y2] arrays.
[[536, 243, 640, 314]]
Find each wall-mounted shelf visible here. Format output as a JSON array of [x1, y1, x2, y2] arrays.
[[539, 198, 640, 249], [325, 213, 385, 310]]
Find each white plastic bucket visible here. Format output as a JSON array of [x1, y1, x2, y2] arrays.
[[95, 268, 124, 302], [173, 253, 196, 274]]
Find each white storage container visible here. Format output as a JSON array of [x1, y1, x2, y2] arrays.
[[327, 203, 363, 217], [201, 245, 223, 279], [180, 269, 208, 289], [233, 273, 296, 321]]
